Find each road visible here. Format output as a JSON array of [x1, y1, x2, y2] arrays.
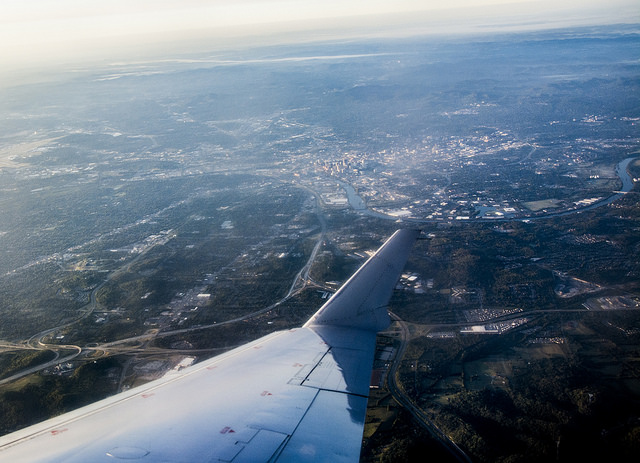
[[0, 189, 332, 384], [285, 188, 327, 298], [0, 345, 81, 386], [387, 312, 474, 463], [0, 238, 191, 384]]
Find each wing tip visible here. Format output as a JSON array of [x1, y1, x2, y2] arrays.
[[304, 228, 419, 331]]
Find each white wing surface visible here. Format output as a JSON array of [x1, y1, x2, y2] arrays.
[[0, 229, 419, 462]]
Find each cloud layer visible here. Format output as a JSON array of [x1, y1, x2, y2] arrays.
[[1, 0, 638, 83]]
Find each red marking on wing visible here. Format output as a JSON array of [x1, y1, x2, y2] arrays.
[[50, 428, 68, 436], [207, 366, 217, 370], [141, 393, 155, 399], [220, 427, 236, 434], [292, 363, 303, 367], [261, 391, 273, 396], [253, 345, 263, 350]]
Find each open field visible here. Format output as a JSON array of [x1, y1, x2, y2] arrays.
[[523, 199, 562, 211], [0, 138, 61, 168]]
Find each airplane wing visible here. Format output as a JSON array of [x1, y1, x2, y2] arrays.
[[0, 229, 419, 463]]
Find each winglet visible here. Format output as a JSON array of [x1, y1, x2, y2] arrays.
[[304, 229, 419, 332]]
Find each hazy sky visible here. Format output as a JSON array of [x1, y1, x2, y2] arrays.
[[1, 0, 638, 81]]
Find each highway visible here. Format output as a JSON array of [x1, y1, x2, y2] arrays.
[[0, 191, 331, 384], [0, 345, 81, 386], [387, 312, 474, 463]]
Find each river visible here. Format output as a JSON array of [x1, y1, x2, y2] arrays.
[[341, 156, 637, 223]]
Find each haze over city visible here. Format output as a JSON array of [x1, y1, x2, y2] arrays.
[[0, 1, 639, 462]]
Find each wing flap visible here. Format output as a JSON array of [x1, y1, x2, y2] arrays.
[[275, 390, 369, 463], [226, 429, 289, 463], [299, 345, 373, 396]]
